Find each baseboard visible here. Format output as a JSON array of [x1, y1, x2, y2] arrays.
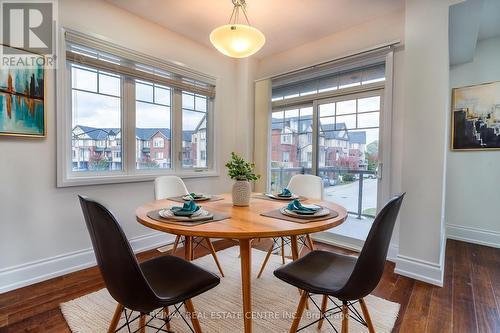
[[312, 232, 399, 262], [394, 254, 443, 287], [0, 232, 174, 294], [446, 224, 500, 249]]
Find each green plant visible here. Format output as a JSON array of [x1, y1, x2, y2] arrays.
[[225, 152, 260, 181], [342, 173, 355, 182]]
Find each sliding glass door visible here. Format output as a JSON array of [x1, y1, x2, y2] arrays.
[[315, 90, 383, 220]]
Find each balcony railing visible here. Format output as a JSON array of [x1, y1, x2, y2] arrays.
[[270, 166, 377, 219]]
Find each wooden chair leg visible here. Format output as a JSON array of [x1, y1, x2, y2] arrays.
[[163, 307, 171, 330], [289, 291, 309, 333], [317, 295, 328, 329], [107, 304, 124, 333], [306, 234, 314, 251], [281, 237, 286, 264], [359, 298, 376, 333], [257, 241, 275, 278], [184, 299, 202, 333], [139, 314, 146, 333], [172, 235, 181, 253], [342, 301, 349, 333], [205, 237, 225, 277]]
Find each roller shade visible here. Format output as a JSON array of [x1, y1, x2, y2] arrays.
[[65, 30, 216, 98]]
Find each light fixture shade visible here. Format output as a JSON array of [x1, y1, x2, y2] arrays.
[[210, 24, 265, 58]]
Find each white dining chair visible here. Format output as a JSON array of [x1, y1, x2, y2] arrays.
[[154, 176, 224, 277], [257, 174, 323, 278]]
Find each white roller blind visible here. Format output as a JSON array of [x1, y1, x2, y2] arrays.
[[65, 29, 216, 98]]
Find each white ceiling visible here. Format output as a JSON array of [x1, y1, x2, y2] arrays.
[[105, 0, 404, 58]]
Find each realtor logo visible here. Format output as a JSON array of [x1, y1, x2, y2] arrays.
[[2, 1, 53, 54]]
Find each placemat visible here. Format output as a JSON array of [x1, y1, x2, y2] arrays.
[[252, 194, 307, 201], [167, 195, 225, 203], [147, 210, 230, 226], [260, 207, 339, 224]]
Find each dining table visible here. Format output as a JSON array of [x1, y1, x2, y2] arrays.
[[136, 192, 347, 333]]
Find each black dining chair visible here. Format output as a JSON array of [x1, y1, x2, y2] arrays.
[[274, 193, 405, 333], [79, 196, 220, 333]]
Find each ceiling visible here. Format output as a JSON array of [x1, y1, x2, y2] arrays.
[[449, 0, 500, 66], [105, 0, 404, 59]]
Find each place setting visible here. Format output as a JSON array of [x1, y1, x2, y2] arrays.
[[261, 198, 339, 224], [167, 192, 225, 203], [147, 200, 230, 226], [253, 188, 306, 201]]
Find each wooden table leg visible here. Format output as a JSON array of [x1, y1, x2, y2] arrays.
[[184, 236, 193, 261], [290, 236, 308, 309], [239, 239, 252, 333]]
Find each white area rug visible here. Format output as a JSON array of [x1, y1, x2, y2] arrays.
[[60, 247, 399, 332]]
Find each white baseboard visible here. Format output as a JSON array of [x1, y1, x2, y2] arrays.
[[446, 224, 500, 249], [312, 232, 399, 262], [394, 254, 443, 287], [0, 232, 174, 294]]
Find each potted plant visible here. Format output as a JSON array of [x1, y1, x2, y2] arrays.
[[225, 152, 260, 206]]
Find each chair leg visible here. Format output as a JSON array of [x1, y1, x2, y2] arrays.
[[184, 299, 202, 333], [257, 240, 275, 278], [139, 314, 146, 333], [317, 295, 328, 329], [281, 237, 286, 264], [306, 234, 314, 251], [289, 291, 309, 333], [107, 304, 124, 333], [205, 237, 225, 277], [163, 307, 171, 331], [172, 235, 181, 254], [342, 301, 349, 333], [359, 298, 376, 333]]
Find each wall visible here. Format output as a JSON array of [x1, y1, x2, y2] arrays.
[[0, 0, 244, 292], [394, 0, 452, 286], [446, 37, 500, 248], [254, 10, 406, 258]]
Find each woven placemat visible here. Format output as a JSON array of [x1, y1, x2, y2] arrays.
[[147, 210, 230, 226], [260, 208, 339, 224], [167, 195, 225, 203], [252, 194, 307, 201]]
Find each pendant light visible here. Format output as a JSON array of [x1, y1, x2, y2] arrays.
[[210, 0, 265, 58]]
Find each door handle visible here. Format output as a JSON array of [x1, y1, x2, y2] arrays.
[[376, 162, 383, 180]]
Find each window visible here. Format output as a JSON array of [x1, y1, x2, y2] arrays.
[[281, 134, 292, 144], [282, 151, 290, 162], [59, 30, 216, 186]]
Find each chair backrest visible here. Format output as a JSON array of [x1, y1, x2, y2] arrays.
[[154, 176, 189, 200], [78, 196, 158, 312], [287, 174, 324, 200], [339, 193, 405, 300]]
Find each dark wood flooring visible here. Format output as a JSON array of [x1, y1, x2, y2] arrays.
[[0, 239, 499, 332]]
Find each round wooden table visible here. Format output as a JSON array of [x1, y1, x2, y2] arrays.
[[136, 193, 347, 333]]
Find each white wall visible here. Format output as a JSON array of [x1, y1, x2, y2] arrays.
[[0, 0, 245, 292], [254, 10, 406, 258], [446, 37, 500, 248], [394, 0, 452, 286]]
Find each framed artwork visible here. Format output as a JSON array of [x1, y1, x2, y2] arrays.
[[0, 45, 46, 137], [451, 81, 500, 151]]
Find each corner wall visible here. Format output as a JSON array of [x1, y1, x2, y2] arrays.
[[446, 37, 500, 248]]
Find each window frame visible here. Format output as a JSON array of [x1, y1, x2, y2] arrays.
[[57, 29, 217, 187]]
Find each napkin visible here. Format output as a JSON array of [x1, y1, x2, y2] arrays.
[[278, 188, 292, 197], [287, 199, 320, 212], [171, 200, 200, 216]]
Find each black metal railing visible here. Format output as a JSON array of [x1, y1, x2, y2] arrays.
[[270, 167, 377, 219]]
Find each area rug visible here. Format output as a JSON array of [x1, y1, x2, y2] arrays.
[[60, 247, 399, 332]]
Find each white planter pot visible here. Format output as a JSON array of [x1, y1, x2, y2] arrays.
[[232, 180, 251, 206]]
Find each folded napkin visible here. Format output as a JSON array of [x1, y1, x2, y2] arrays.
[[287, 199, 320, 212], [278, 188, 292, 197], [188, 192, 204, 199], [171, 200, 200, 216]]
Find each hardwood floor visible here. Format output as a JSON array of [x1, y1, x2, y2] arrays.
[[0, 239, 498, 332]]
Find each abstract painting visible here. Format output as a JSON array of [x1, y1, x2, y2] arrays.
[[0, 46, 45, 137], [451, 81, 500, 151]]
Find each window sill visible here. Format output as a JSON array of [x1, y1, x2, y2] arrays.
[[57, 170, 220, 188]]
